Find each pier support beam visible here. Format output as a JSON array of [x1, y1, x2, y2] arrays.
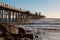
[[2, 9, 3, 22], [12, 11, 14, 22], [18, 12, 20, 22], [15, 12, 18, 22], [8, 11, 11, 22]]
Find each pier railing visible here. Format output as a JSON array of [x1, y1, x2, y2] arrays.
[[0, 2, 26, 12]]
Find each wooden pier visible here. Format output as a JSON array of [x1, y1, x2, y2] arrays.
[[0, 2, 45, 24]]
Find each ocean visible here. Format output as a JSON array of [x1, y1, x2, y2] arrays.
[[16, 18, 60, 40]]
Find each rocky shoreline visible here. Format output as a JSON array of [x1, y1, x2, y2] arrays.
[[0, 22, 33, 40]]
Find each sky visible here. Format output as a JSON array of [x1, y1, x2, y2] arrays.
[[0, 0, 60, 18]]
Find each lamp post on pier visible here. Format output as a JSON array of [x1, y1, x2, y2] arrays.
[[13, 0, 16, 7]]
